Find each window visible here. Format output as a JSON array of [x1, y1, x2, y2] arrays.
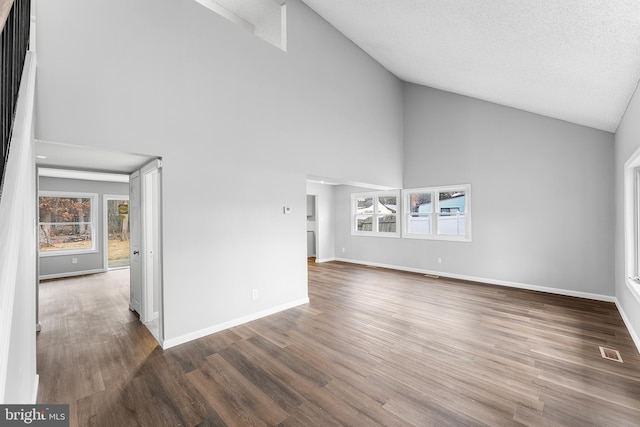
[[403, 185, 471, 241], [39, 192, 98, 255], [624, 149, 640, 302], [352, 191, 400, 237]]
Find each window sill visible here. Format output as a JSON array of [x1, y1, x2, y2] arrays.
[[351, 233, 401, 238], [39, 249, 99, 257], [402, 234, 472, 243]]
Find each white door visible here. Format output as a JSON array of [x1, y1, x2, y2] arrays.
[[140, 160, 163, 341], [142, 167, 156, 325], [129, 170, 142, 315]]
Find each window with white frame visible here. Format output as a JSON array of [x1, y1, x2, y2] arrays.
[[403, 185, 471, 241], [352, 191, 400, 237], [623, 149, 640, 301], [38, 192, 98, 255]]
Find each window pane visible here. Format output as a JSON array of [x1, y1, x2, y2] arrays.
[[408, 213, 432, 234], [438, 213, 466, 236], [39, 224, 93, 251], [438, 191, 465, 213], [356, 197, 374, 214], [378, 215, 396, 233], [356, 215, 373, 231], [107, 200, 130, 268], [409, 192, 432, 214], [377, 196, 397, 214], [39, 196, 92, 223]]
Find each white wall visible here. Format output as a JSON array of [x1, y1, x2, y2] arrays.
[[335, 84, 615, 299], [614, 82, 640, 348], [0, 52, 37, 403], [38, 177, 129, 278], [306, 182, 335, 262], [35, 0, 403, 344]]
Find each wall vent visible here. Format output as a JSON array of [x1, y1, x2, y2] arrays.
[[599, 346, 623, 363]]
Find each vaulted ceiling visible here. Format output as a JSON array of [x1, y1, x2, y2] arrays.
[[301, 0, 640, 133]]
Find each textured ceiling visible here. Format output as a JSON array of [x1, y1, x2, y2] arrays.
[[300, 0, 640, 132]]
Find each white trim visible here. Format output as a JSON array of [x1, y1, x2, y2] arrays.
[[39, 190, 98, 198], [315, 257, 338, 263], [614, 299, 640, 355], [30, 374, 39, 404], [333, 258, 617, 302], [38, 191, 99, 256], [162, 298, 309, 349], [39, 268, 106, 281], [38, 168, 129, 183]]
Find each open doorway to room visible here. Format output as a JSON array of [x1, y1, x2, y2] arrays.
[[306, 194, 317, 261], [306, 177, 339, 263], [35, 141, 164, 347]]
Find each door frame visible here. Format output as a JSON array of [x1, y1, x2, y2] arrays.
[[103, 194, 130, 271], [130, 159, 164, 345]]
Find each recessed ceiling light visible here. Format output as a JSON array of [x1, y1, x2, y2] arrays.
[[36, 155, 47, 159]]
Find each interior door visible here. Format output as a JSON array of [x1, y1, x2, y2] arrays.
[[140, 160, 162, 335], [129, 170, 143, 315]]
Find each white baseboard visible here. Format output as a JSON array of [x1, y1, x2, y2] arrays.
[[614, 299, 640, 355], [314, 257, 337, 263], [333, 258, 617, 303], [31, 374, 39, 404], [39, 268, 106, 281], [162, 297, 310, 350]]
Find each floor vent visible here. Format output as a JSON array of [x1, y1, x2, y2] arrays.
[[599, 346, 623, 363]]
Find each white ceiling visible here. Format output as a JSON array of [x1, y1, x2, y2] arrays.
[[35, 140, 157, 174], [300, 0, 640, 132]]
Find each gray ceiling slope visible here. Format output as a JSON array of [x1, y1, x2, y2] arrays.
[[301, 0, 640, 133]]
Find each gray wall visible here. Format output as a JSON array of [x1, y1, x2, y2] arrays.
[[336, 84, 615, 298], [614, 82, 640, 345], [38, 176, 129, 278], [35, 0, 404, 343]]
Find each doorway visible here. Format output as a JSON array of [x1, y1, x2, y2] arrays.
[[129, 159, 163, 344], [104, 195, 130, 269], [35, 141, 165, 348], [306, 194, 317, 259]]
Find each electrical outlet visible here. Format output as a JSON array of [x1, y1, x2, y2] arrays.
[[252, 289, 258, 300], [437, 257, 442, 264], [72, 258, 78, 264], [342, 248, 346, 253]]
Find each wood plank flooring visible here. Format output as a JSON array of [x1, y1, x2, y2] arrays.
[[37, 261, 640, 426]]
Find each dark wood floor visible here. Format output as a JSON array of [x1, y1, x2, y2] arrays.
[[37, 261, 640, 426]]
